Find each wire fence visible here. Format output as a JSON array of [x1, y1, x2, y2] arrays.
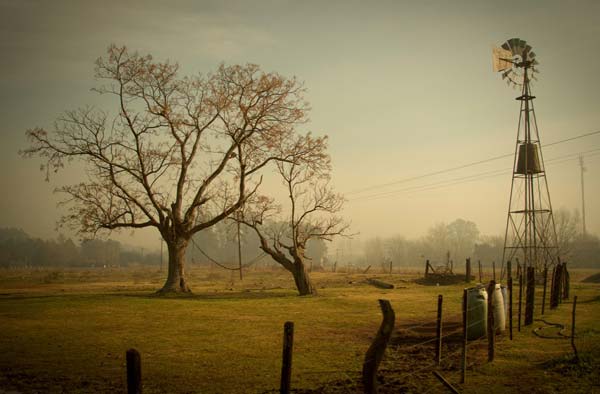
[[285, 287, 590, 393], [120, 270, 593, 394]]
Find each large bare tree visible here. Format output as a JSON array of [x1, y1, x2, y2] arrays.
[[21, 45, 308, 293], [236, 134, 348, 295]]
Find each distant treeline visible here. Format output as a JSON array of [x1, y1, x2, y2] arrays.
[[0, 225, 327, 269], [0, 228, 159, 268], [355, 212, 600, 269]]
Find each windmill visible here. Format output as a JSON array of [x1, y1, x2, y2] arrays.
[[493, 38, 560, 275]]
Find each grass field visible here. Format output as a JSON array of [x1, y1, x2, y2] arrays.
[[0, 266, 599, 393]]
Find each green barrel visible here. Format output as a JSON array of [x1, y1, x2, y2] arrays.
[[467, 286, 488, 340]]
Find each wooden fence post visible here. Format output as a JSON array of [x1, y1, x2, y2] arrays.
[[525, 267, 535, 326], [362, 300, 395, 394], [436, 294, 443, 365], [389, 260, 393, 275], [563, 263, 570, 300], [507, 260, 512, 281], [571, 295, 578, 362], [280, 321, 294, 394], [551, 263, 562, 309], [518, 270, 523, 332], [487, 281, 495, 362], [461, 289, 467, 384], [425, 259, 430, 279], [478, 260, 482, 283], [465, 258, 471, 283], [508, 277, 513, 340], [492, 261, 496, 281], [550, 265, 557, 309], [126, 348, 142, 394], [558, 263, 564, 305], [542, 267, 548, 315]]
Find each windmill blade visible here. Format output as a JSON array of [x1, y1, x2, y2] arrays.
[[508, 38, 520, 53], [502, 69, 511, 79], [514, 41, 525, 56], [502, 41, 511, 50]]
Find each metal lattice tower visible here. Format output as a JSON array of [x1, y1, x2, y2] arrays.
[[493, 38, 560, 273]]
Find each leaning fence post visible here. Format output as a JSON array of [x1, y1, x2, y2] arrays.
[[487, 281, 495, 362], [425, 259, 430, 279], [525, 267, 535, 326], [126, 348, 142, 394], [461, 288, 467, 384], [435, 294, 443, 365], [432, 371, 460, 394], [362, 299, 395, 394], [280, 321, 294, 394]]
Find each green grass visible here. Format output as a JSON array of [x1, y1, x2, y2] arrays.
[[0, 267, 598, 393]]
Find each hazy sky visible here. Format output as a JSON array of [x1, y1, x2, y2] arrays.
[[1, 0, 599, 251]]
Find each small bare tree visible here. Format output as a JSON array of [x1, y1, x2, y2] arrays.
[[236, 134, 348, 295], [553, 207, 581, 261], [21, 45, 308, 294]]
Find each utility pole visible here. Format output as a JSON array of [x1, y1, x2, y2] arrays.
[[579, 155, 587, 236]]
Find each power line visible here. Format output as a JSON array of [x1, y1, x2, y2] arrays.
[[351, 149, 600, 203], [345, 129, 600, 196], [349, 147, 600, 203]]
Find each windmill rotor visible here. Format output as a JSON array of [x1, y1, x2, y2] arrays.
[[492, 37, 539, 87]]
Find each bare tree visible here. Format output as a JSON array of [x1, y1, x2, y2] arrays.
[[447, 218, 479, 262], [236, 134, 348, 295], [21, 45, 308, 294], [553, 207, 581, 261]]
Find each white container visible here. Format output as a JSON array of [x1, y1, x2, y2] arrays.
[[492, 283, 506, 333]]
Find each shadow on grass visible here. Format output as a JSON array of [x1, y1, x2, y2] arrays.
[[0, 289, 304, 302], [577, 294, 600, 304], [413, 274, 471, 286], [115, 289, 303, 301]]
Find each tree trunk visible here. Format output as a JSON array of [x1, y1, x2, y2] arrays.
[[291, 259, 316, 296], [158, 237, 191, 294]]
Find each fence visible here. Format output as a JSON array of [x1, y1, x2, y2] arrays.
[[123, 260, 579, 394]]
